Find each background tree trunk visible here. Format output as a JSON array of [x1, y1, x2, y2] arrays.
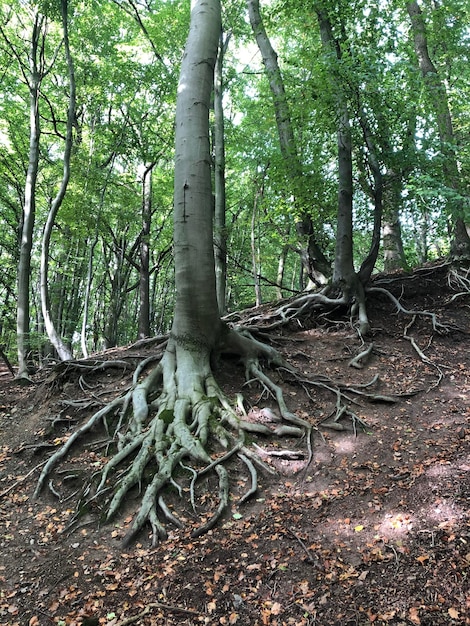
[[251, 177, 263, 306], [406, 0, 470, 257], [247, 0, 330, 286], [382, 172, 408, 272], [16, 13, 44, 377], [39, 0, 75, 362], [315, 6, 354, 286], [213, 31, 229, 316], [315, 3, 369, 333], [138, 163, 154, 339]]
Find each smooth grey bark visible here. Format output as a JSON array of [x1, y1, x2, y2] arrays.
[[247, 0, 330, 286], [333, 108, 354, 288], [247, 0, 298, 171], [138, 163, 154, 339], [39, 0, 75, 362], [171, 0, 222, 349], [251, 175, 263, 306], [213, 31, 230, 316], [16, 13, 44, 377], [406, 0, 470, 257]]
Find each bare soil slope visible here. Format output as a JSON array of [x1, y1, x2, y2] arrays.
[[0, 263, 469, 626]]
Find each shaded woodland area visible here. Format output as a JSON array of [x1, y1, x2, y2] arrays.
[[0, 0, 469, 624]]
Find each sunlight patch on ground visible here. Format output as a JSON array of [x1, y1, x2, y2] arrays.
[[331, 434, 365, 455]]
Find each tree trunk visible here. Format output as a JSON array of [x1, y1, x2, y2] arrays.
[[406, 0, 470, 258], [39, 0, 75, 361], [247, 0, 330, 284], [315, 5, 354, 288], [138, 163, 153, 340], [16, 13, 44, 377], [356, 106, 383, 284], [171, 0, 222, 349], [315, 3, 369, 334], [333, 109, 354, 287], [382, 171, 408, 272], [213, 31, 229, 315], [251, 177, 263, 307]]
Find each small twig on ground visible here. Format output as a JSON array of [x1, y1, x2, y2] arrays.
[[0, 460, 47, 499], [115, 601, 203, 625], [285, 527, 320, 566]]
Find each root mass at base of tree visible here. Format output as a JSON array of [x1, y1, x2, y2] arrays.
[[34, 326, 316, 546]]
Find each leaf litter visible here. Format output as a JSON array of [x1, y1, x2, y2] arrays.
[[0, 266, 469, 625]]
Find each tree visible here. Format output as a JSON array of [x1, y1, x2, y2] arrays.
[[247, 0, 331, 288], [35, 0, 309, 546], [10, 10, 45, 378], [406, 0, 470, 258], [213, 31, 230, 315], [39, 0, 76, 362], [138, 162, 154, 339]]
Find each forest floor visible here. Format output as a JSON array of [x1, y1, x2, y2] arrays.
[[0, 262, 469, 626]]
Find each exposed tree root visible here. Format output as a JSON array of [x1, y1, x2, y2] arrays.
[[230, 290, 349, 331], [367, 287, 450, 333], [35, 317, 397, 545], [447, 266, 470, 304], [34, 267, 460, 544], [34, 327, 315, 546], [348, 342, 374, 369]]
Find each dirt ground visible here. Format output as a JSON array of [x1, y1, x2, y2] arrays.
[[0, 263, 469, 626]]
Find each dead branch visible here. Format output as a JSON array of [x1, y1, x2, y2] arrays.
[[238, 452, 258, 504]]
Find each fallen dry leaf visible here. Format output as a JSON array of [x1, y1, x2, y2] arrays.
[[271, 602, 282, 615], [448, 607, 459, 619], [409, 606, 421, 624]]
